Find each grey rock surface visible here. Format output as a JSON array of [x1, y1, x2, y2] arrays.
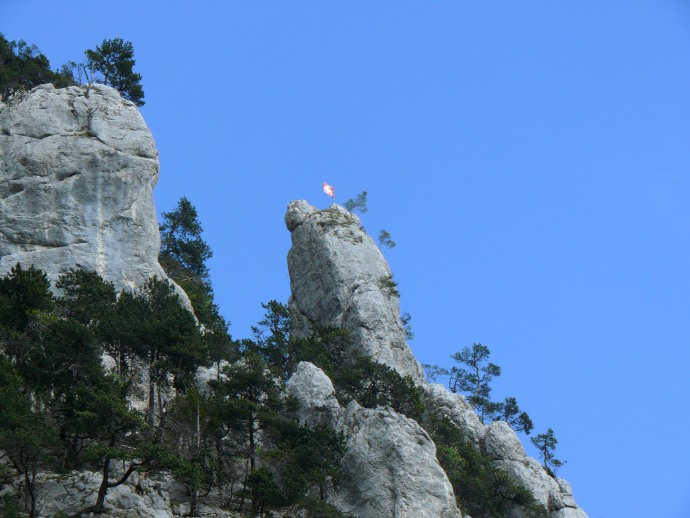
[[425, 384, 587, 517], [10, 468, 236, 517], [30, 469, 183, 517], [287, 362, 462, 518], [286, 361, 342, 427], [423, 383, 486, 447], [484, 420, 527, 461], [285, 200, 424, 383], [334, 401, 462, 518], [284, 200, 587, 518], [0, 84, 190, 308]]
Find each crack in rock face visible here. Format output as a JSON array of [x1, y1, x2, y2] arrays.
[[0, 84, 190, 309]]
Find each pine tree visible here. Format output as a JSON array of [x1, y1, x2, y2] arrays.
[[531, 428, 566, 477], [84, 38, 144, 106]]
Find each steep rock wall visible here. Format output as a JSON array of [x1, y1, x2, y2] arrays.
[[0, 84, 189, 307], [285, 200, 424, 383]]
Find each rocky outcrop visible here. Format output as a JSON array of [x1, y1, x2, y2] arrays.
[[0, 84, 190, 307], [1, 469, 233, 517], [287, 361, 462, 518], [423, 383, 486, 447], [424, 385, 587, 517], [284, 200, 588, 518], [286, 361, 341, 428], [285, 201, 424, 383]]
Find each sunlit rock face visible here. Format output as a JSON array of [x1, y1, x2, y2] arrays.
[[287, 361, 463, 518], [0, 84, 189, 307], [284, 200, 588, 518], [285, 200, 424, 383]]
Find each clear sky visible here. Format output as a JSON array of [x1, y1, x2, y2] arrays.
[[3, 2, 689, 517]]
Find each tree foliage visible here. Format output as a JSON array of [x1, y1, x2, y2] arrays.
[[343, 191, 368, 215], [531, 428, 566, 477], [0, 34, 145, 107], [426, 414, 546, 518], [448, 343, 533, 434], [159, 197, 226, 331], [0, 33, 73, 101], [377, 229, 396, 249], [84, 38, 144, 106]]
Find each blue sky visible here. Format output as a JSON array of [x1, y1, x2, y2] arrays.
[[3, 2, 690, 516]]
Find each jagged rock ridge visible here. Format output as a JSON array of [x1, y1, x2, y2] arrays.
[[285, 200, 588, 518], [0, 84, 190, 307], [287, 362, 461, 518]]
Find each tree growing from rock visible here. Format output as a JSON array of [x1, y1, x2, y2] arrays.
[[343, 191, 368, 215], [449, 343, 533, 434], [84, 38, 145, 106], [159, 197, 226, 329], [0, 34, 73, 101], [401, 311, 414, 340], [531, 428, 566, 477], [378, 229, 396, 249]]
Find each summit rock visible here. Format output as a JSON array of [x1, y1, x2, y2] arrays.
[[0, 84, 189, 306], [285, 200, 424, 383]]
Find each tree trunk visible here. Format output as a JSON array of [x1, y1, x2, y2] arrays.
[[248, 415, 255, 473], [148, 356, 156, 426], [24, 461, 36, 518], [94, 456, 111, 511]]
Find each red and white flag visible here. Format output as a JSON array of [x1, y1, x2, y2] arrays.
[[322, 182, 334, 198]]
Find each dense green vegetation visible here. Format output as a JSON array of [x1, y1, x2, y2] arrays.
[[0, 268, 349, 517], [0, 34, 73, 101], [252, 301, 548, 518], [0, 34, 144, 106]]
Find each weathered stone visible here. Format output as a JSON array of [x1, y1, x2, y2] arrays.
[[31, 469, 181, 517], [285, 200, 424, 383], [286, 361, 342, 427], [423, 383, 486, 447], [284, 200, 588, 518], [484, 421, 526, 461], [0, 84, 190, 309], [333, 401, 462, 518], [286, 362, 462, 518]]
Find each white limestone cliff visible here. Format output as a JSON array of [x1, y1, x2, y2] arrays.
[[0, 84, 190, 308], [285, 200, 588, 518], [287, 362, 462, 518], [286, 200, 425, 384]]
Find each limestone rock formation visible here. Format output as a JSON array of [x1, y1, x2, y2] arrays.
[[286, 361, 341, 428], [423, 383, 486, 447], [285, 200, 588, 518], [285, 200, 424, 383], [0, 84, 189, 307], [2, 469, 233, 517], [287, 361, 462, 518], [425, 382, 588, 517]]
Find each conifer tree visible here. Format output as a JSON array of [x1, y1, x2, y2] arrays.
[[0, 34, 73, 101], [343, 191, 368, 215], [531, 428, 566, 477], [84, 38, 144, 106], [0, 357, 58, 518], [159, 197, 225, 329]]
